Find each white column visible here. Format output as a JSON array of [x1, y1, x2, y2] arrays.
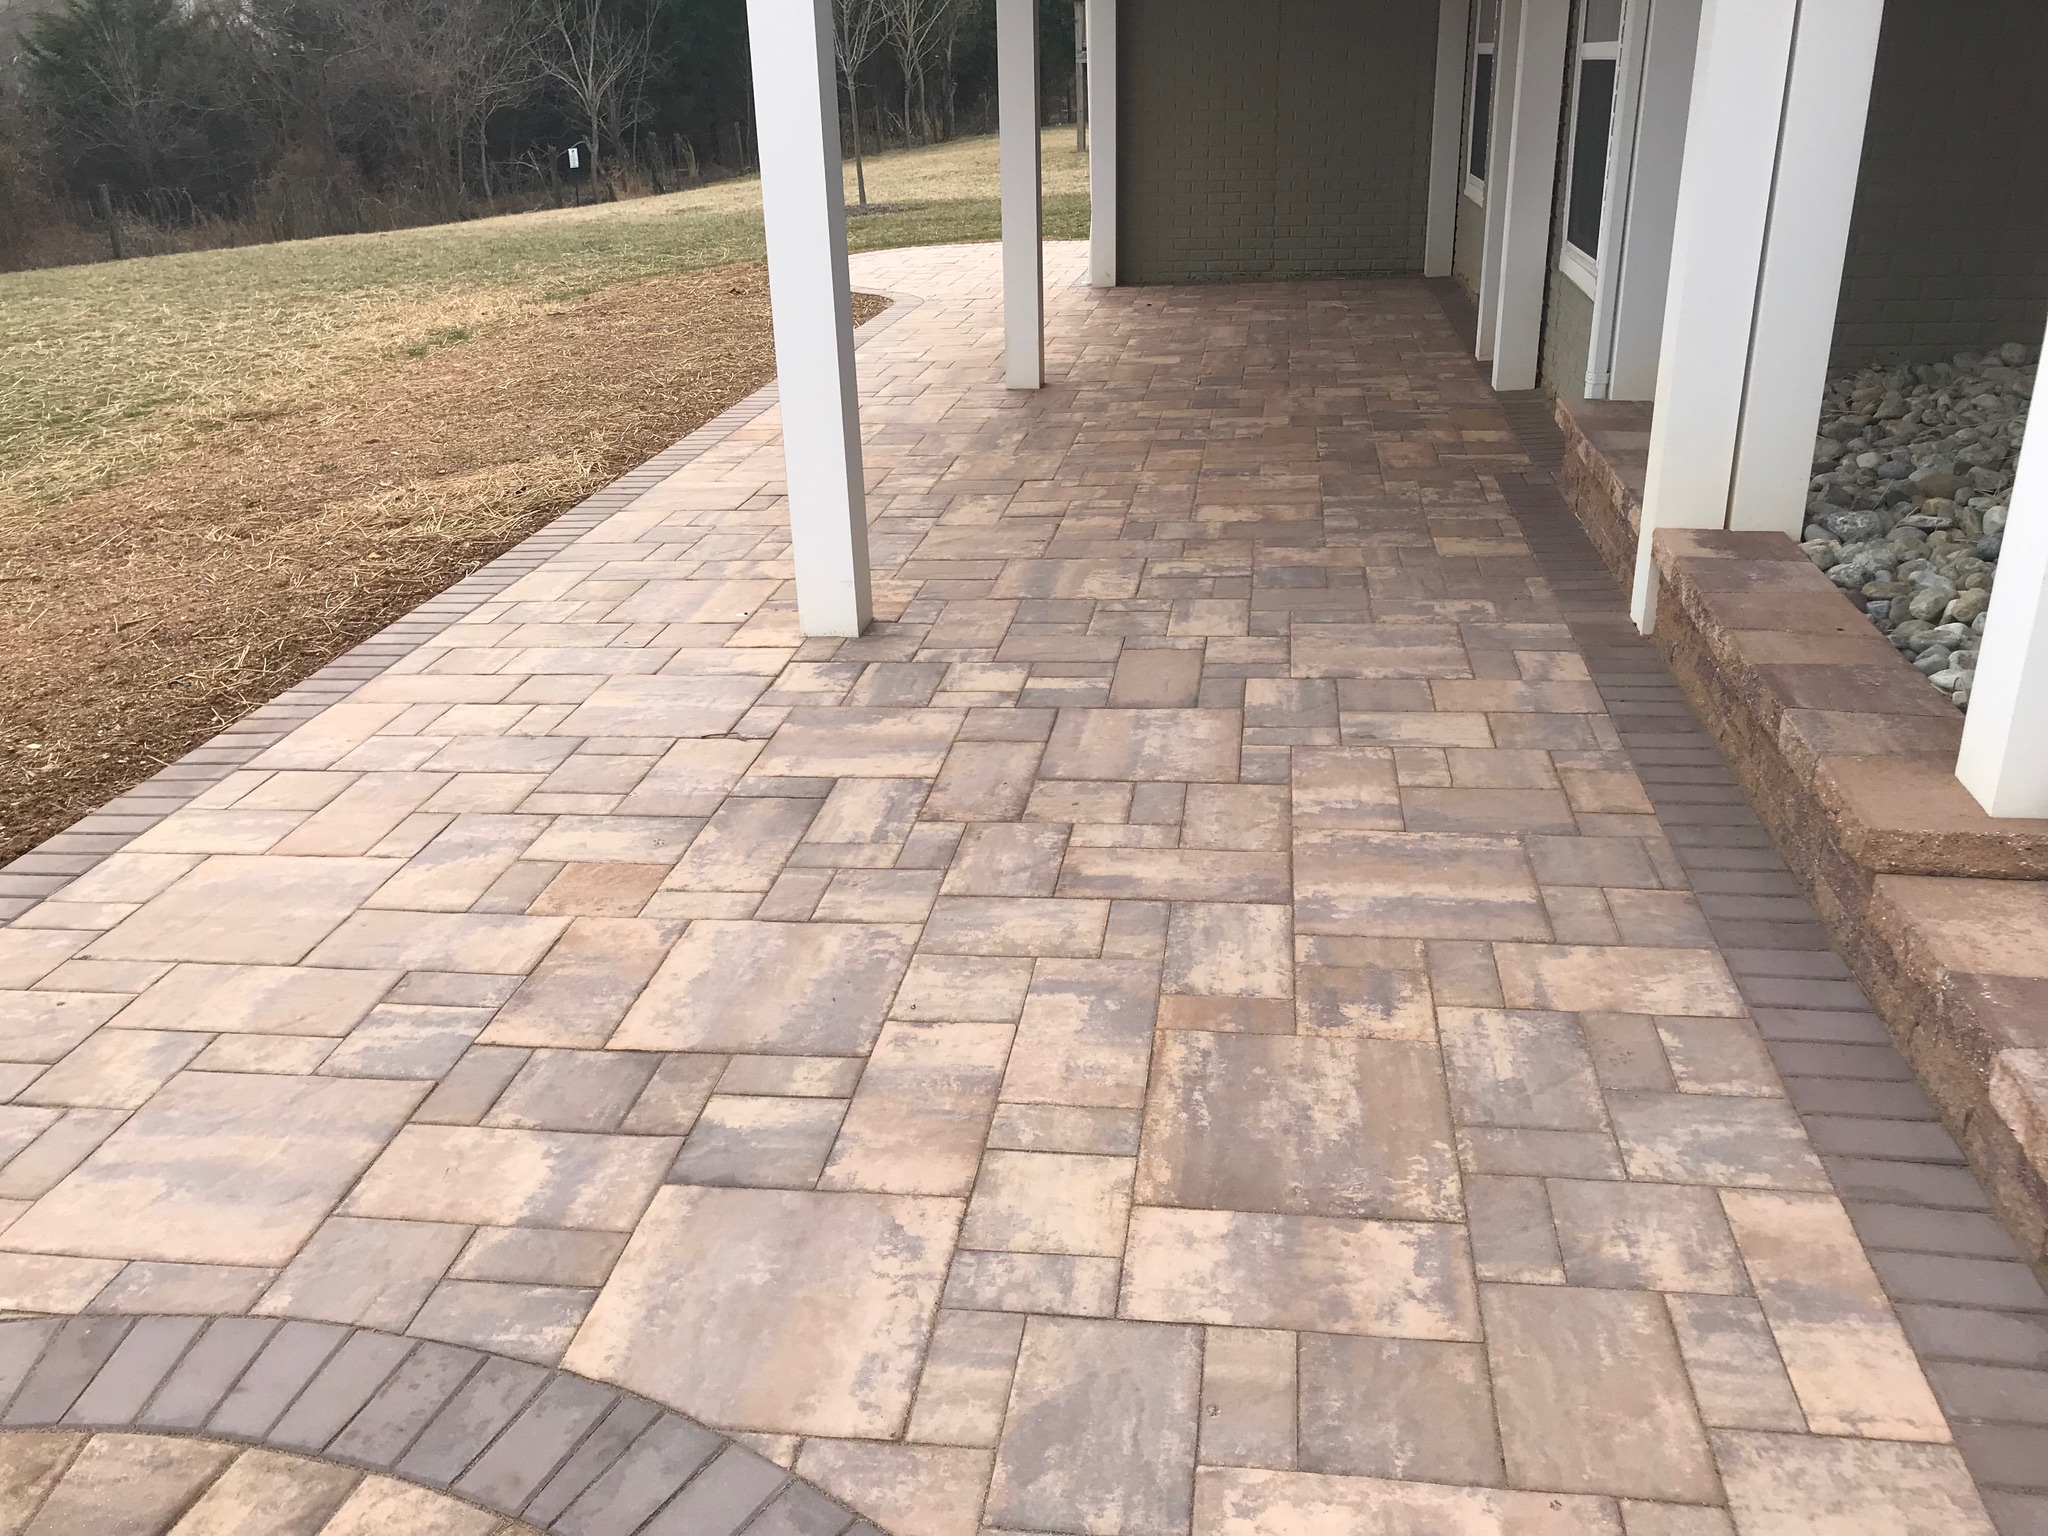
[[1726, 0, 1883, 530], [1628, 0, 1798, 628], [1630, 0, 1883, 628], [1423, 0, 1472, 279], [1599, 0, 1700, 401], [999, 0, 1044, 388], [747, 0, 871, 637], [1474, 0, 1521, 361], [1488, 0, 1568, 392], [1086, 0, 1117, 287], [1958, 318, 2048, 817]]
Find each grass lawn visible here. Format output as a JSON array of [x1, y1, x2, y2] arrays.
[[0, 129, 1090, 861]]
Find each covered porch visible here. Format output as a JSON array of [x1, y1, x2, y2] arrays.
[[0, 245, 2028, 1536]]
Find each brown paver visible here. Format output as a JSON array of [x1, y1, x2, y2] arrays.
[[0, 244, 2029, 1536]]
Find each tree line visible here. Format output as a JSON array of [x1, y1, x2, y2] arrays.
[[0, 0, 1079, 268]]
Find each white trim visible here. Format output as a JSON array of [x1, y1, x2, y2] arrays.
[[1606, 0, 1700, 400], [1086, 0, 1116, 287], [1629, 0, 1797, 629], [746, 0, 871, 637], [1559, 243, 1599, 300], [1489, 0, 1569, 391], [1957, 312, 2048, 816], [1725, 0, 1884, 534], [1425, 0, 1473, 277], [998, 0, 1044, 389], [1474, 0, 1521, 361], [1556, 10, 1622, 287]]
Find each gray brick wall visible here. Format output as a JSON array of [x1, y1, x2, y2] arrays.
[[1832, 0, 2048, 366], [1541, 271, 1595, 400], [1453, 190, 1486, 298], [1119, 0, 1438, 284]]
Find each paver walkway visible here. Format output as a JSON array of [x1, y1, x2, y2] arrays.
[[0, 242, 2034, 1536]]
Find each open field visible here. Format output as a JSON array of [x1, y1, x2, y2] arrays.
[[0, 130, 1090, 860]]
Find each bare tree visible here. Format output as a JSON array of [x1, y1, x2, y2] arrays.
[[22, 0, 190, 199], [448, 0, 535, 198], [533, 0, 661, 184], [878, 0, 949, 146], [831, 0, 881, 204]]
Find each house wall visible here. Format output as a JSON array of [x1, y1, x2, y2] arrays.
[[1118, 0, 1439, 284], [1541, 274, 1595, 401], [1453, 190, 1486, 299], [1832, 0, 2048, 366]]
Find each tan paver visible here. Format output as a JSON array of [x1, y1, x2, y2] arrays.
[[0, 245, 2002, 1536]]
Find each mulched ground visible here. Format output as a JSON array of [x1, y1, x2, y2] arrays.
[[0, 265, 886, 861]]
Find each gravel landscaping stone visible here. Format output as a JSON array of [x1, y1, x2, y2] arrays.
[[1800, 344, 2034, 711]]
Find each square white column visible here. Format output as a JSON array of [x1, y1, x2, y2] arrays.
[[1726, 0, 1886, 532], [1599, 0, 1700, 401], [1629, 0, 1884, 629], [1086, 0, 1117, 287], [1488, 0, 1568, 392], [1958, 316, 2048, 818], [747, 0, 872, 638], [1423, 0, 1472, 279], [1474, 0, 1521, 362], [999, 0, 1045, 388]]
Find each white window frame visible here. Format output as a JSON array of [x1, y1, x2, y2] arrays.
[[1464, 0, 1500, 203], [1558, 3, 1624, 297]]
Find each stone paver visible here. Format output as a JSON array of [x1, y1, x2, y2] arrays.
[[0, 243, 2035, 1535]]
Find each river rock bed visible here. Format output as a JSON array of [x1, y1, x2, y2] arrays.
[[1799, 344, 2033, 710]]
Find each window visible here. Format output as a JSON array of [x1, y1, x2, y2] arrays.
[[1560, 0, 1624, 296], [1465, 0, 1499, 198]]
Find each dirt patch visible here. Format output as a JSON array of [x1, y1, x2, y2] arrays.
[[0, 264, 886, 861]]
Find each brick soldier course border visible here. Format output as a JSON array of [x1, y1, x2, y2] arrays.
[[0, 1314, 874, 1536], [0, 295, 924, 926]]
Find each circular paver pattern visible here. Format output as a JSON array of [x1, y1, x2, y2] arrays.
[[0, 1315, 873, 1536]]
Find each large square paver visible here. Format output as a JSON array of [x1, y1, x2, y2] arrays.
[[554, 674, 771, 737], [1040, 710, 1240, 783], [86, 857, 397, 964], [1297, 1335, 1503, 1485], [1713, 1430, 1995, 1535], [564, 1185, 959, 1437], [751, 709, 965, 777], [1495, 944, 1747, 1017], [1289, 624, 1472, 680], [1121, 1207, 1480, 1341], [2, 1072, 421, 1265], [345, 1124, 675, 1230], [1194, 1469, 1619, 1536], [1136, 1033, 1458, 1221], [1482, 1283, 1719, 1503], [612, 921, 918, 1053], [986, 1317, 1200, 1536], [1293, 832, 1549, 940], [108, 964, 396, 1036]]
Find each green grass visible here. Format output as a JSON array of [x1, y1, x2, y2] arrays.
[[0, 130, 1090, 513]]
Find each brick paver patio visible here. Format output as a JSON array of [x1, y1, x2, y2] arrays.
[[0, 243, 2037, 1535]]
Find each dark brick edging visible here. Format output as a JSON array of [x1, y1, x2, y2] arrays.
[[1459, 352, 2048, 1525], [0, 1312, 874, 1536], [0, 290, 924, 925]]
